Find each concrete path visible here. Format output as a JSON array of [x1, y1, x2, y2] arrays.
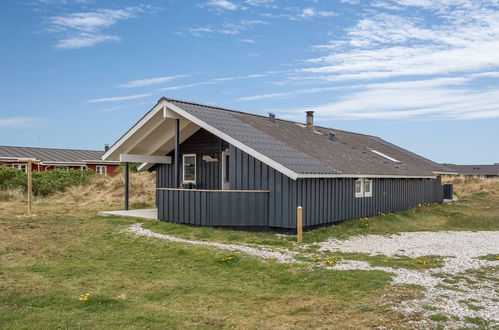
[[99, 208, 158, 220]]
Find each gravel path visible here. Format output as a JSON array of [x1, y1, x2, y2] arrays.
[[128, 223, 296, 263], [320, 231, 499, 328], [128, 223, 498, 328]]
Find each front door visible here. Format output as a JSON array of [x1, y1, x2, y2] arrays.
[[222, 150, 230, 190]]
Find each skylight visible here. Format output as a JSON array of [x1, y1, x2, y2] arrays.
[[369, 149, 401, 163]]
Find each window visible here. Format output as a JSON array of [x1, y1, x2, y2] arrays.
[[364, 179, 372, 197], [221, 150, 230, 190], [182, 154, 196, 183], [12, 164, 27, 172], [355, 179, 363, 198], [80, 165, 87, 171], [96, 165, 107, 175], [355, 178, 373, 198]]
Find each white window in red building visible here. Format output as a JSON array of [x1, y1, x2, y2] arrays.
[[96, 165, 107, 175]]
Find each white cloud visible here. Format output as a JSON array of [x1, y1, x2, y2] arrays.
[[298, 8, 335, 19], [0, 117, 47, 129], [117, 75, 187, 88], [277, 77, 499, 120], [186, 20, 267, 36], [48, 7, 145, 49], [206, 0, 238, 10], [55, 33, 119, 49], [302, 3, 499, 82], [240, 38, 256, 43], [86, 93, 151, 103]]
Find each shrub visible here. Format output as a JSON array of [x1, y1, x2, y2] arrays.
[[0, 165, 26, 190], [0, 165, 95, 196], [116, 162, 141, 173]]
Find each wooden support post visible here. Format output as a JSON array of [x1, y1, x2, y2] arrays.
[[27, 160, 32, 214], [174, 118, 180, 188], [297, 206, 303, 243], [124, 162, 129, 211]]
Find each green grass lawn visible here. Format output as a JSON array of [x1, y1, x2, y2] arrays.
[[0, 216, 419, 329], [1, 184, 497, 328]]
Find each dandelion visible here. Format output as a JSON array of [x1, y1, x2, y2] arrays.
[[324, 256, 341, 266], [268, 248, 276, 252], [417, 259, 427, 265], [79, 293, 91, 302], [311, 257, 321, 262]]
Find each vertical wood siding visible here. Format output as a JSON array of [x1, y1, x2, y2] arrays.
[[154, 130, 444, 229], [157, 189, 269, 226], [229, 146, 443, 228]]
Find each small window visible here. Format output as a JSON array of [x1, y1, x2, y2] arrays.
[[355, 178, 373, 198], [224, 153, 229, 184], [80, 165, 87, 171], [355, 179, 363, 198], [364, 179, 372, 197], [12, 164, 27, 172], [183, 154, 196, 183], [96, 165, 107, 175]]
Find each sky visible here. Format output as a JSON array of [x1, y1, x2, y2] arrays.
[[1, 0, 498, 165]]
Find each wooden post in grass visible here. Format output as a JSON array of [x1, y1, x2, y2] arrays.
[[27, 160, 32, 214], [297, 206, 303, 243]]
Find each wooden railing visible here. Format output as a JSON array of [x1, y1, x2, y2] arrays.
[[157, 188, 269, 227]]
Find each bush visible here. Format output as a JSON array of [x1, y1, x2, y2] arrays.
[[0, 165, 95, 196], [0, 165, 26, 190], [116, 162, 141, 173]]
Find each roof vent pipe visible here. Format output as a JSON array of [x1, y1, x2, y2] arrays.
[[104, 144, 110, 152], [328, 132, 336, 142], [306, 111, 314, 127], [268, 112, 276, 123]]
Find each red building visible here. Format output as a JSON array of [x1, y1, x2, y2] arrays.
[[0, 145, 119, 176]]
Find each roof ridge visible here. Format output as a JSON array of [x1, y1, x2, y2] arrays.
[[161, 96, 379, 139]]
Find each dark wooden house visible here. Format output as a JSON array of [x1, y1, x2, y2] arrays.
[[103, 97, 454, 229]]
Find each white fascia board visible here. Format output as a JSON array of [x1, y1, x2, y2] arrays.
[[163, 106, 182, 119], [165, 102, 301, 180], [296, 173, 437, 179], [137, 162, 153, 172], [83, 160, 120, 164], [432, 171, 458, 176], [119, 154, 171, 164], [42, 161, 85, 166], [102, 101, 166, 161]]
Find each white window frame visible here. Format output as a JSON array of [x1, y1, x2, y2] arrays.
[[96, 165, 107, 176], [364, 178, 372, 197], [182, 154, 196, 184], [80, 165, 87, 171], [355, 179, 364, 198], [221, 149, 230, 190], [12, 164, 27, 172], [355, 178, 373, 198]]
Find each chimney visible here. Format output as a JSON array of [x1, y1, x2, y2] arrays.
[[306, 111, 314, 127], [268, 112, 276, 123], [328, 131, 336, 142], [104, 144, 110, 152]]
